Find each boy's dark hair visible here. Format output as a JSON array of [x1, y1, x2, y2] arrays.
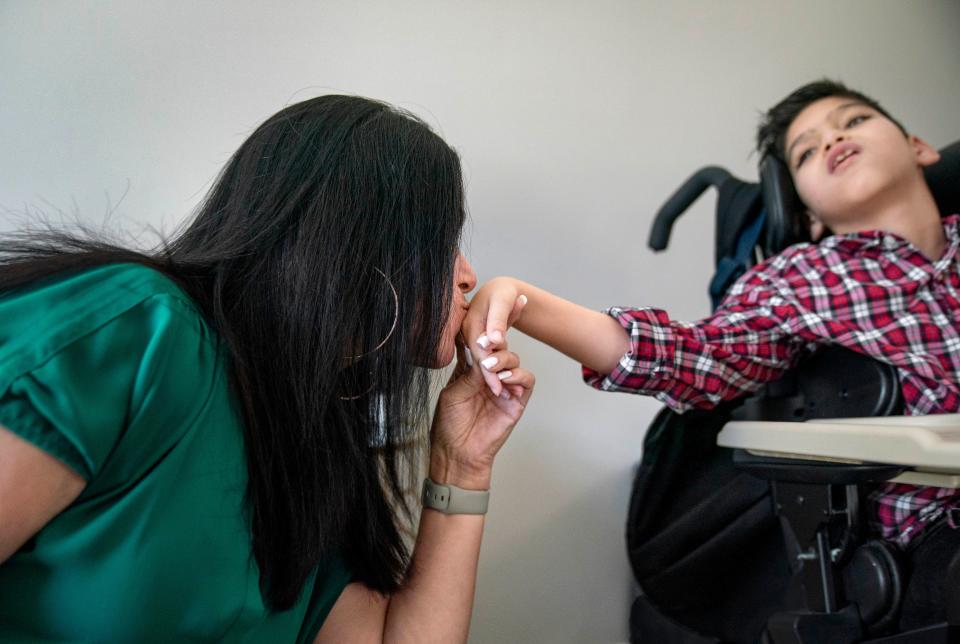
[[756, 79, 908, 163]]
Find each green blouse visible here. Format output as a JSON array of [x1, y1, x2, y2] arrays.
[[0, 264, 350, 643]]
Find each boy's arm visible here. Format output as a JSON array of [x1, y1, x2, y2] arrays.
[[462, 277, 630, 395], [465, 274, 807, 411]]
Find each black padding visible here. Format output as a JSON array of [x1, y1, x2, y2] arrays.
[[629, 594, 721, 644], [627, 404, 795, 643], [735, 345, 903, 423], [928, 141, 960, 218], [713, 178, 763, 266], [760, 154, 810, 255], [946, 542, 960, 626]]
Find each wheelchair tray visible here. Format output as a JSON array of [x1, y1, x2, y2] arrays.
[[718, 414, 960, 488]]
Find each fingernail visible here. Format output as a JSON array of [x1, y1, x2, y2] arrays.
[[476, 334, 491, 349], [500, 391, 511, 400], [481, 356, 498, 370], [489, 330, 503, 344], [497, 370, 512, 381], [518, 294, 528, 306], [464, 347, 474, 367]]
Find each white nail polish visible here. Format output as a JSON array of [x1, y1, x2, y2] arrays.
[[489, 330, 503, 344], [481, 356, 498, 369], [464, 347, 474, 367], [477, 334, 491, 349], [518, 294, 528, 306], [497, 370, 512, 381]]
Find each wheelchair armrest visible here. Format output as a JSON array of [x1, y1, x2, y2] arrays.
[[717, 414, 960, 487]]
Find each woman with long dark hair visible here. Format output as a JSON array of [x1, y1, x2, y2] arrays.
[[0, 95, 534, 642]]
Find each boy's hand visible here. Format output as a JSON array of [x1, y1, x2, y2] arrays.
[[462, 277, 528, 396]]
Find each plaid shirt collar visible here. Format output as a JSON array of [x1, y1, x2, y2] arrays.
[[817, 213, 960, 274]]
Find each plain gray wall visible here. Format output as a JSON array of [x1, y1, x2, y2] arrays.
[[2, 2, 959, 642]]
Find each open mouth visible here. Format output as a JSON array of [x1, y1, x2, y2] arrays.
[[834, 149, 858, 170], [828, 144, 861, 173]]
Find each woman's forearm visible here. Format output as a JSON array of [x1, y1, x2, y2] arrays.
[[316, 460, 487, 644], [381, 455, 488, 643], [316, 333, 534, 644]]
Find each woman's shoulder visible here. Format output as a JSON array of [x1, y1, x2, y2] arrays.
[[0, 263, 226, 482], [10, 262, 196, 310], [0, 263, 213, 385], [0, 262, 196, 312]]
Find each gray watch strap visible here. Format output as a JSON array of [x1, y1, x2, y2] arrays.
[[422, 478, 490, 515]]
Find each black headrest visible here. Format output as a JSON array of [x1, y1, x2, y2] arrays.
[[761, 140, 960, 255], [927, 141, 960, 216], [647, 167, 763, 264]]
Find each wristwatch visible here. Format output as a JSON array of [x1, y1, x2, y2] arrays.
[[421, 478, 490, 515]]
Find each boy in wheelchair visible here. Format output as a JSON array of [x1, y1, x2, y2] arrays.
[[463, 79, 959, 634]]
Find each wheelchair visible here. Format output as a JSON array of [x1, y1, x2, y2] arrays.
[[627, 141, 960, 644]]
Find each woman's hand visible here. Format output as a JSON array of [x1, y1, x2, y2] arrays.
[[430, 338, 534, 490], [460, 277, 527, 397]]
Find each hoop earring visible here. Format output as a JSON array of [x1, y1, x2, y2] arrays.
[[338, 268, 399, 401], [337, 377, 375, 401], [344, 268, 399, 360]]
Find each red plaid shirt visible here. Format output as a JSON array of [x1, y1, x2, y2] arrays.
[[584, 214, 960, 548]]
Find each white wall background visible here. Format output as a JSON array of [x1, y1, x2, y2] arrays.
[[2, 2, 959, 642]]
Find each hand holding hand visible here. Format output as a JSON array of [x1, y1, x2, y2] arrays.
[[460, 277, 527, 396], [430, 338, 535, 490]]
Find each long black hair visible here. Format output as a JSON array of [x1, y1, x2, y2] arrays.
[[0, 95, 466, 610]]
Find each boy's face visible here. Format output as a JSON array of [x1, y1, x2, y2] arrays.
[[784, 96, 940, 235]]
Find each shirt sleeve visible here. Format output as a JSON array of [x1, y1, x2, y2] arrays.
[[582, 268, 814, 412], [0, 284, 214, 483]]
